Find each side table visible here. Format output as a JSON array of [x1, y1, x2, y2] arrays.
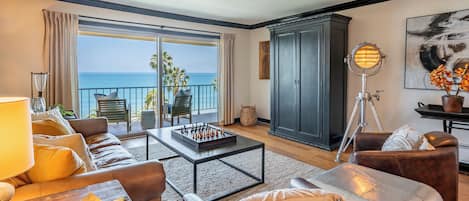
[[26, 180, 131, 201]]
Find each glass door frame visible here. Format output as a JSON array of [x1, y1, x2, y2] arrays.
[[155, 34, 220, 128]]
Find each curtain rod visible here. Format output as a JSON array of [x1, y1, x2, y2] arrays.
[[78, 15, 222, 36]]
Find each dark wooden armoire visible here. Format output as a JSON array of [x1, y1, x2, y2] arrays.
[[268, 13, 351, 150]]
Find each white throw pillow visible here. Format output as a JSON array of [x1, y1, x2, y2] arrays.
[[240, 188, 344, 201], [31, 107, 75, 134], [381, 125, 435, 151], [33, 134, 97, 171]]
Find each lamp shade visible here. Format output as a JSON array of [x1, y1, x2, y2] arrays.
[[0, 97, 34, 180]]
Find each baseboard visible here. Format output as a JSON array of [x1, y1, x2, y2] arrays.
[[234, 117, 270, 124], [460, 162, 469, 174]]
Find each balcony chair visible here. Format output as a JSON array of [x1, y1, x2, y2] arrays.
[[97, 99, 131, 132], [350, 131, 458, 201], [167, 95, 192, 126]]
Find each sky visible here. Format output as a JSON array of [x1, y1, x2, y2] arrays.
[[77, 35, 218, 73]]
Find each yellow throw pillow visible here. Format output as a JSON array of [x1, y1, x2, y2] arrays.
[[26, 144, 86, 183], [31, 108, 76, 134], [33, 134, 97, 171], [32, 119, 70, 136]]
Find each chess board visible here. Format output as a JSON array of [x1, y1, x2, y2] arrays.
[[171, 123, 237, 151]]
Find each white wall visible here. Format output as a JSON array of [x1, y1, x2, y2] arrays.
[[248, 28, 270, 119], [0, 0, 251, 117]]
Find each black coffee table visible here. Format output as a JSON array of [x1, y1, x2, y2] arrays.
[[146, 126, 265, 201]]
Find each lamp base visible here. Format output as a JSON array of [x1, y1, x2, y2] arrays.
[[0, 182, 14, 201]]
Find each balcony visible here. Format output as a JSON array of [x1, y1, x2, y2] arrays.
[[79, 84, 217, 137]]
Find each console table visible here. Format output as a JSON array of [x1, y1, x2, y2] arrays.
[[415, 103, 469, 171], [415, 103, 469, 133], [27, 180, 130, 201]]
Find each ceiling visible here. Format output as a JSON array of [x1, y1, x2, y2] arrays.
[[102, 0, 353, 25]]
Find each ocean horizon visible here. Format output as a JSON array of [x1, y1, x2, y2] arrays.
[[79, 72, 217, 88]]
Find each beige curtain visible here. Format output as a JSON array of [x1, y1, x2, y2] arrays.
[[43, 10, 79, 112], [218, 33, 235, 125]]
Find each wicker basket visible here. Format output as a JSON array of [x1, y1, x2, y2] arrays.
[[240, 105, 257, 126]]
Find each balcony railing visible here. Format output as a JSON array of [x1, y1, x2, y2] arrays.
[[78, 84, 217, 119]]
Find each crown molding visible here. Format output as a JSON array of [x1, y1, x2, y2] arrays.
[[59, 0, 388, 29]]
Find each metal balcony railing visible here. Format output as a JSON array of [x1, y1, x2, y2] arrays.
[[78, 84, 217, 119]]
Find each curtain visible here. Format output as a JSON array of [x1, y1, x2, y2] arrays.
[[43, 10, 79, 113], [218, 33, 235, 125]]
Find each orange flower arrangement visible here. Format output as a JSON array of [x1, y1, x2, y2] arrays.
[[430, 64, 469, 95]]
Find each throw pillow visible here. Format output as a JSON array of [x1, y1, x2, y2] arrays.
[[94, 91, 118, 100], [240, 188, 345, 201], [381, 125, 435, 151], [31, 107, 75, 134], [33, 134, 97, 171], [176, 88, 191, 96], [26, 144, 86, 183], [32, 119, 70, 136]]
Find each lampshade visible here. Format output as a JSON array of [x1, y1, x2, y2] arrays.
[[0, 97, 34, 180]]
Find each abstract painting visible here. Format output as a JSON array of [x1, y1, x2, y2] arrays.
[[405, 9, 469, 89]]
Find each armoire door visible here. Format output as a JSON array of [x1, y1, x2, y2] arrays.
[[274, 32, 297, 135], [297, 25, 324, 142]]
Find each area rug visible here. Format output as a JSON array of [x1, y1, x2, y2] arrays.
[[127, 142, 325, 201]]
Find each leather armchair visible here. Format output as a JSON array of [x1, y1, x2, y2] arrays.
[[350, 132, 458, 201]]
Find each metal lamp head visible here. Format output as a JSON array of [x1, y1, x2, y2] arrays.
[[347, 42, 385, 77]]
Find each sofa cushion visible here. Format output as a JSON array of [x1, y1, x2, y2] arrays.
[[85, 133, 121, 150], [33, 134, 97, 171], [91, 145, 135, 169], [98, 158, 137, 169]]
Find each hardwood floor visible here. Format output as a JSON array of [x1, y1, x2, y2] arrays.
[[122, 123, 468, 200]]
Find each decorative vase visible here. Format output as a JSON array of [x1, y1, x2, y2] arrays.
[[442, 95, 464, 113]]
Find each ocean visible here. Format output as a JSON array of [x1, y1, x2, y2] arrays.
[[78, 72, 217, 118], [79, 72, 216, 88]]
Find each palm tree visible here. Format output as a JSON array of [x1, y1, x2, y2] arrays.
[[144, 52, 190, 110], [150, 52, 190, 95]]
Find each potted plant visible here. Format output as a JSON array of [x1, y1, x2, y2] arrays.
[[430, 64, 469, 112]]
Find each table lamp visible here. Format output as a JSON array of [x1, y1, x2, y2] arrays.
[[0, 97, 34, 201]]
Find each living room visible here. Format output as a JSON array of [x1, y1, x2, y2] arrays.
[[0, 0, 468, 201]]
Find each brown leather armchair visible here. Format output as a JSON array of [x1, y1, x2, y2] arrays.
[[350, 132, 458, 201]]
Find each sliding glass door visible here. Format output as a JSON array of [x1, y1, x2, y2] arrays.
[[77, 24, 219, 134]]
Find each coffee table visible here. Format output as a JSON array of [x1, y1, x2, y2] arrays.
[[146, 126, 265, 201]]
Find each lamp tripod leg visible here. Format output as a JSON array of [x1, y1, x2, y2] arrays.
[[335, 98, 360, 162], [368, 99, 384, 131]]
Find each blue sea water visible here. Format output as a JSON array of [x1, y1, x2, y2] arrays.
[[78, 72, 217, 118], [79, 72, 216, 88]]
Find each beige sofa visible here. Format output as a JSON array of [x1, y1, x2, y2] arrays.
[[12, 118, 165, 201]]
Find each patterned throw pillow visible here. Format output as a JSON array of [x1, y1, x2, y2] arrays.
[[31, 107, 75, 134], [381, 125, 435, 151]]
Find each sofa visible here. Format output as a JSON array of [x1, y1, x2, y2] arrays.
[[350, 131, 458, 201], [12, 118, 166, 201]]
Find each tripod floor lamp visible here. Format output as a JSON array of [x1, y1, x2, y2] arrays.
[[335, 42, 386, 162]]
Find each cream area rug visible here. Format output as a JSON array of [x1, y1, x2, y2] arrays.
[[127, 142, 325, 201]]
